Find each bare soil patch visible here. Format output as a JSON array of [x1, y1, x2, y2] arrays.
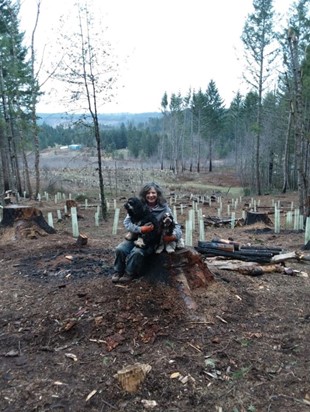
[[0, 171, 309, 412]]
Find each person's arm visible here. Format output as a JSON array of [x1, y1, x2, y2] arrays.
[[123, 215, 154, 234], [123, 214, 141, 234]]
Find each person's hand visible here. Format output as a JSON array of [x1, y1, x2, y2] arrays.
[[140, 223, 154, 234], [163, 235, 176, 243]]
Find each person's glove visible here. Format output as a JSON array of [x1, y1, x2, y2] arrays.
[[163, 235, 177, 243], [140, 223, 154, 234]]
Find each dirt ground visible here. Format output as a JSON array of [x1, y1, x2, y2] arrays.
[[0, 171, 309, 412]]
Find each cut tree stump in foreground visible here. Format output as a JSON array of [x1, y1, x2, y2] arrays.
[[141, 247, 214, 310], [1, 205, 56, 235]]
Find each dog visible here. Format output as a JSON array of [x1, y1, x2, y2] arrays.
[[124, 197, 160, 251], [155, 212, 184, 254]]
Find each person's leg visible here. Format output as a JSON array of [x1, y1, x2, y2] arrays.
[[112, 240, 134, 282], [118, 246, 153, 282]]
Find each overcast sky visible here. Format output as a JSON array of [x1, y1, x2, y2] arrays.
[[19, 0, 294, 113]]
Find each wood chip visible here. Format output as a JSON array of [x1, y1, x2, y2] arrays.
[[65, 353, 78, 361], [216, 315, 228, 324]]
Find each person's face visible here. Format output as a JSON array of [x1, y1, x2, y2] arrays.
[[145, 188, 158, 205]]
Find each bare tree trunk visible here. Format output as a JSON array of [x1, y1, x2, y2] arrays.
[[288, 31, 307, 215], [208, 135, 212, 172], [0, 126, 11, 191], [30, 1, 41, 198], [282, 109, 292, 193]]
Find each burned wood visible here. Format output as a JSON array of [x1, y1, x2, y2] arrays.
[[197, 239, 282, 263], [196, 247, 273, 263], [197, 241, 235, 252], [211, 238, 240, 251], [198, 240, 282, 259], [240, 245, 282, 253]]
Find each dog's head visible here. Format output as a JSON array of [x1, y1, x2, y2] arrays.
[[124, 197, 145, 220], [161, 212, 174, 228]]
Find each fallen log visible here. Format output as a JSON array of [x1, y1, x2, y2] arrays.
[[207, 259, 283, 276], [241, 245, 282, 253], [271, 251, 310, 263], [196, 246, 273, 263], [211, 238, 240, 251], [196, 241, 235, 252]]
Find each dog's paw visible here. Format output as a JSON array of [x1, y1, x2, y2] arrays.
[[125, 232, 138, 241], [176, 238, 185, 249], [134, 238, 145, 248]]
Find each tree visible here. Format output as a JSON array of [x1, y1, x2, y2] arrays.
[[241, 0, 278, 195], [0, 0, 35, 196], [203, 80, 225, 172], [55, 1, 118, 220], [29, 0, 42, 198], [279, 0, 310, 215], [191, 89, 206, 173]]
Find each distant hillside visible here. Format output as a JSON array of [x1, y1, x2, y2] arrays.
[[37, 112, 162, 127]]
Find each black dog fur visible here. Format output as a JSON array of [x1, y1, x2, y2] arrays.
[[124, 197, 160, 250]]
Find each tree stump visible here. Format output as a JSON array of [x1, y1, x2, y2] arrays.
[[1, 205, 56, 234], [141, 247, 214, 310], [244, 211, 273, 226], [76, 233, 88, 247], [65, 200, 83, 219]]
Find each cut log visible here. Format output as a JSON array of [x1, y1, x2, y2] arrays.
[[245, 211, 273, 226], [1, 205, 56, 234], [76, 233, 88, 247], [270, 251, 303, 263], [141, 247, 214, 310], [211, 238, 240, 251], [196, 241, 235, 252], [196, 245, 274, 263]]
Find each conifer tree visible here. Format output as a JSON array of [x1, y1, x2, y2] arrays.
[[241, 0, 278, 195]]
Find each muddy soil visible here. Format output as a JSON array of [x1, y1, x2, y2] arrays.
[[0, 171, 309, 412]]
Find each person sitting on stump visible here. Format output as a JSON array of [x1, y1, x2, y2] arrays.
[[112, 182, 182, 283]]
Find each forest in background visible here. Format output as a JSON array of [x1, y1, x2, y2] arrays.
[[0, 0, 309, 220]]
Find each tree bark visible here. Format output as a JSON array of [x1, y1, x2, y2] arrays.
[[1, 205, 56, 234]]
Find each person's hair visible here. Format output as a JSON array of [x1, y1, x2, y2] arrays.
[[139, 182, 166, 206]]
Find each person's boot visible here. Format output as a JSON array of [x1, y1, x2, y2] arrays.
[[111, 272, 123, 283], [165, 242, 176, 253], [155, 242, 165, 254], [117, 273, 135, 283]]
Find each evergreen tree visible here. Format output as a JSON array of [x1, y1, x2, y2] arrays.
[[203, 80, 225, 172], [0, 0, 35, 196], [241, 0, 278, 195]]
